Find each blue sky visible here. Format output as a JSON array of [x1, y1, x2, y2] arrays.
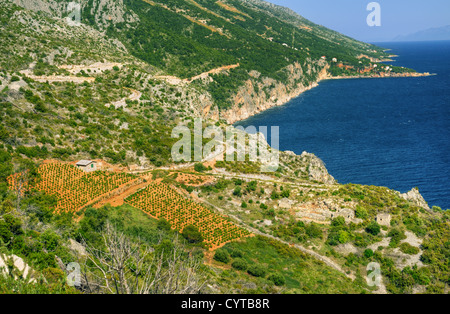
[[266, 0, 450, 42]]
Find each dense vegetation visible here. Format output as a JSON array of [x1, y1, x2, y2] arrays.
[[79, 0, 390, 108]]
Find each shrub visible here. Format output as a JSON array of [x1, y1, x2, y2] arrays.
[[281, 189, 290, 198], [355, 206, 368, 219], [270, 190, 280, 200], [247, 264, 266, 278], [194, 163, 207, 173], [40, 230, 60, 251], [399, 243, 420, 255], [34, 103, 47, 113], [182, 225, 203, 243], [246, 181, 257, 192], [231, 258, 248, 271], [268, 273, 286, 286], [229, 248, 243, 258], [365, 221, 381, 236], [0, 220, 13, 243], [338, 230, 351, 244], [157, 218, 171, 231], [156, 239, 174, 259], [331, 216, 346, 227], [214, 249, 230, 264], [388, 228, 407, 248], [364, 249, 374, 258], [305, 223, 323, 239], [42, 267, 65, 283]]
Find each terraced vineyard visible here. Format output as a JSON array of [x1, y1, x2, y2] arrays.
[[8, 162, 137, 213], [8, 162, 250, 249], [125, 182, 251, 249]]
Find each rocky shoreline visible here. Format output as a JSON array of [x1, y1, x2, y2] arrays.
[[326, 71, 435, 80], [223, 69, 434, 124]]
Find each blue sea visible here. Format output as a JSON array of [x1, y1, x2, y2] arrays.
[[235, 41, 450, 209]]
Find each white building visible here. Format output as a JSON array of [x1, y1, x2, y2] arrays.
[[76, 160, 97, 172]]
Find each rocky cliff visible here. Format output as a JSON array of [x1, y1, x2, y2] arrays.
[[207, 60, 329, 124]]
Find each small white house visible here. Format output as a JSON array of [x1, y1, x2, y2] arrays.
[[76, 160, 97, 172]]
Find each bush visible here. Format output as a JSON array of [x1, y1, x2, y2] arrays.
[[355, 206, 368, 219], [229, 248, 243, 258], [233, 187, 242, 197], [388, 228, 407, 248], [182, 225, 203, 243], [247, 264, 266, 278], [34, 103, 47, 113], [331, 216, 346, 227], [157, 218, 171, 231], [156, 239, 174, 259], [268, 273, 286, 286], [399, 243, 420, 255], [270, 190, 280, 200], [194, 163, 207, 173], [40, 230, 60, 252], [42, 267, 65, 283], [364, 249, 374, 258], [338, 230, 351, 244], [231, 258, 248, 271], [0, 220, 13, 243], [305, 223, 323, 239], [213, 249, 230, 264], [365, 221, 381, 236]]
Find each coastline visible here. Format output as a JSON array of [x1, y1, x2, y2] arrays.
[[228, 70, 434, 125], [325, 72, 435, 80]]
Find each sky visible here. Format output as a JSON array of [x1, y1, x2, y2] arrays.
[[266, 0, 450, 42]]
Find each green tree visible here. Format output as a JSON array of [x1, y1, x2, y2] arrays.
[[268, 273, 286, 286], [194, 163, 207, 172], [247, 264, 267, 278], [306, 223, 323, 239], [213, 249, 230, 264], [365, 221, 381, 236], [231, 258, 247, 271], [157, 218, 171, 231], [182, 225, 203, 243], [364, 249, 374, 258]]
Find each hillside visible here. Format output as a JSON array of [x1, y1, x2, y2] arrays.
[[0, 0, 448, 295], [1, 0, 417, 168]]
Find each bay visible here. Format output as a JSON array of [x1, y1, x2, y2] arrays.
[[235, 41, 450, 209]]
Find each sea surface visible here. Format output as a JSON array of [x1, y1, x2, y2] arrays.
[[235, 41, 450, 209]]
